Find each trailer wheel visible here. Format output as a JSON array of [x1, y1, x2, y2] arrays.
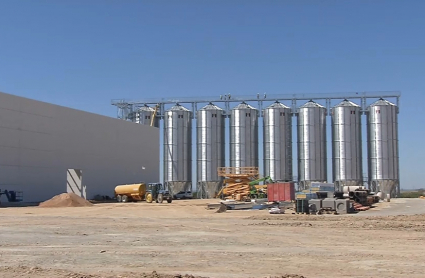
[[146, 193, 153, 203], [116, 195, 122, 202], [122, 195, 128, 203], [167, 197, 172, 203]]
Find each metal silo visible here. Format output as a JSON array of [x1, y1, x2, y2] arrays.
[[331, 100, 363, 191], [163, 104, 192, 195], [263, 101, 293, 181], [196, 103, 226, 198], [297, 100, 327, 190], [367, 98, 399, 198], [230, 102, 259, 169], [133, 105, 159, 127]]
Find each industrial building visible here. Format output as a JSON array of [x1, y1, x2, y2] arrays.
[[0, 92, 159, 202], [113, 91, 401, 198], [0, 91, 399, 203]]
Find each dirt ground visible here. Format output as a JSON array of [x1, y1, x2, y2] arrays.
[[1, 198, 425, 278]]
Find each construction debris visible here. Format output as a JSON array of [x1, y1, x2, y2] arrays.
[[207, 199, 279, 212], [215, 204, 227, 213], [269, 207, 284, 214], [221, 200, 254, 210]]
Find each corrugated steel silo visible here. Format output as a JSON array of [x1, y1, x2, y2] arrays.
[[263, 101, 293, 181], [331, 100, 363, 190], [126, 111, 138, 123], [297, 100, 327, 190], [133, 105, 159, 127], [196, 103, 226, 198], [163, 104, 192, 194], [367, 98, 399, 197], [230, 102, 259, 168]]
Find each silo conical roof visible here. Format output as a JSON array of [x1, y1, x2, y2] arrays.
[[265, 101, 290, 109], [200, 103, 224, 111], [138, 104, 155, 112], [233, 102, 257, 110], [368, 98, 396, 108], [299, 100, 325, 109], [334, 99, 360, 108], [167, 104, 191, 112]]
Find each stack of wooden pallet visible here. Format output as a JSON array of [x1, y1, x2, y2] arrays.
[[216, 167, 259, 200], [222, 182, 250, 199]]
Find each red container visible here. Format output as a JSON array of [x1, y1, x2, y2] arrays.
[[267, 182, 295, 202]]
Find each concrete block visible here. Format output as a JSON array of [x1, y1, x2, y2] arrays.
[[335, 199, 353, 214], [322, 198, 336, 210], [308, 199, 322, 213]]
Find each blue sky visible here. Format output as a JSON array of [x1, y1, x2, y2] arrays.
[[0, 0, 423, 189]]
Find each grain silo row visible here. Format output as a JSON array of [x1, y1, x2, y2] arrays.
[[137, 98, 399, 198]]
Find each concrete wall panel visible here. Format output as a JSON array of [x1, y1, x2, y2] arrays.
[[0, 165, 20, 185], [0, 146, 20, 166], [0, 108, 22, 129], [0, 128, 21, 148]]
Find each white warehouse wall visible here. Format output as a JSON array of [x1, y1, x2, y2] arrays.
[[0, 92, 159, 202]]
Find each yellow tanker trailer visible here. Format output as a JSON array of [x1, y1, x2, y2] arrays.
[[114, 183, 146, 202]]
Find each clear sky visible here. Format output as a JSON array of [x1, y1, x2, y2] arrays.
[[0, 0, 424, 189]]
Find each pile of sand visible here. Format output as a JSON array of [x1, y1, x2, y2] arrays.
[[39, 193, 93, 208]]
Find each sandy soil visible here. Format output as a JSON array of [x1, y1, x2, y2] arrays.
[[1, 198, 425, 278]]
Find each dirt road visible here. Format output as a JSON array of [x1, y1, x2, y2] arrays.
[[1, 199, 425, 278]]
